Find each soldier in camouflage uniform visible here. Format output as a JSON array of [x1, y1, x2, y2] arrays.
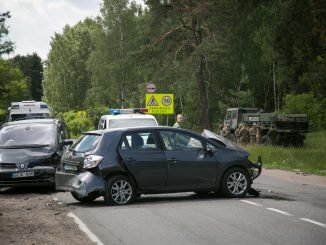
[[249, 123, 257, 144], [221, 123, 231, 138], [267, 124, 278, 145], [235, 124, 241, 143], [239, 123, 250, 144], [256, 123, 262, 144]]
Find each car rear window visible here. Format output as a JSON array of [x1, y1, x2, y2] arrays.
[[0, 124, 56, 146], [109, 118, 157, 128], [70, 134, 101, 152]]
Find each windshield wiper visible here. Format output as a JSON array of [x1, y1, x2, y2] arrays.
[[0, 144, 52, 149]]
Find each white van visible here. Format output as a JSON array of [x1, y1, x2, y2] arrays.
[[98, 108, 158, 129], [8, 101, 51, 122]]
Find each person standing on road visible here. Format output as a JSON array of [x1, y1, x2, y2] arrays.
[[173, 114, 185, 128]]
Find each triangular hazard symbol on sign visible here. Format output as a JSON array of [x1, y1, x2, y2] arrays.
[[147, 96, 159, 106]]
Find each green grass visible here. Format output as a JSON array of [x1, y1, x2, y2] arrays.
[[244, 131, 326, 176]]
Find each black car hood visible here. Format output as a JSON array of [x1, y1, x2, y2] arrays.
[[0, 146, 56, 164], [201, 129, 249, 155]]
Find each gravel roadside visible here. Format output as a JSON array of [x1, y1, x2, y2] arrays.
[[0, 187, 95, 245]]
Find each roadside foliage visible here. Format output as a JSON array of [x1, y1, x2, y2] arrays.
[[1, 0, 325, 133]]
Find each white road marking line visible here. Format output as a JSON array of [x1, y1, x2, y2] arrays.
[[300, 218, 326, 228], [240, 200, 326, 229], [68, 212, 104, 245], [266, 208, 292, 216], [240, 200, 262, 206]]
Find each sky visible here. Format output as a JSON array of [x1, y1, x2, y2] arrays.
[[0, 0, 102, 60]]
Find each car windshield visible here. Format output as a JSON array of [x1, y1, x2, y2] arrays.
[[70, 134, 101, 152], [109, 118, 157, 128], [0, 124, 56, 147], [10, 113, 51, 121]]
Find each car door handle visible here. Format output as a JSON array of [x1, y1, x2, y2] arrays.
[[168, 158, 178, 164], [127, 158, 136, 163]]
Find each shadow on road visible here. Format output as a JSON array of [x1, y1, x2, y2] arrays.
[[65, 191, 263, 208], [63, 187, 295, 208], [0, 186, 55, 195]]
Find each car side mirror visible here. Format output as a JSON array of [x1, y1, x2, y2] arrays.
[[64, 139, 74, 146], [198, 148, 215, 156]]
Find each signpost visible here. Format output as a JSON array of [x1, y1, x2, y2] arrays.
[[146, 94, 174, 114], [146, 83, 157, 93], [77, 111, 87, 119]]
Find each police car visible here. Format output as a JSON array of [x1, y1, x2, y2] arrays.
[[98, 108, 158, 129]]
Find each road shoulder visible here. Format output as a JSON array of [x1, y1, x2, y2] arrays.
[[262, 168, 326, 187]]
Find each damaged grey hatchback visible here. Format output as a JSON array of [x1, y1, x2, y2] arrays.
[[56, 126, 262, 205]]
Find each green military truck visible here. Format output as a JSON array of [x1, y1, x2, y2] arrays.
[[224, 108, 309, 146]]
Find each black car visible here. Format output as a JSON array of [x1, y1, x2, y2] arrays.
[[0, 119, 72, 188], [55, 126, 262, 205]]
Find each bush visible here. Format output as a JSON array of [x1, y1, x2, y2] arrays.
[[58, 111, 95, 138], [283, 93, 326, 131], [86, 106, 108, 128]]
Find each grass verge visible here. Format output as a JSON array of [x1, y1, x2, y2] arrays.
[[244, 131, 326, 176]]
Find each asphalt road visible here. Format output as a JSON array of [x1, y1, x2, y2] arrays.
[[56, 170, 326, 245]]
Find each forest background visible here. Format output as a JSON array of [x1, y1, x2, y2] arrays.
[[1, 0, 325, 137]]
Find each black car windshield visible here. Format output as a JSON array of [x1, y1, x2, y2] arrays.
[[70, 134, 101, 152], [0, 124, 56, 147], [10, 113, 51, 121], [109, 119, 157, 128]]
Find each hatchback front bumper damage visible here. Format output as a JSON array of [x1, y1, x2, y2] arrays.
[[250, 155, 263, 180]]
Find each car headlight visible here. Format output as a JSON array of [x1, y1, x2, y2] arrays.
[[83, 155, 103, 169]]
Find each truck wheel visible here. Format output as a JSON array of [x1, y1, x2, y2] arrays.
[[104, 175, 136, 205], [221, 168, 251, 198], [261, 135, 271, 145], [228, 134, 236, 142]]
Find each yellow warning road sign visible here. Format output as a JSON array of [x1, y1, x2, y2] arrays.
[[77, 111, 87, 119], [146, 94, 174, 114]]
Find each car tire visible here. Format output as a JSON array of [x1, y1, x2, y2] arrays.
[[261, 135, 271, 145], [71, 191, 98, 203], [104, 175, 136, 205], [221, 167, 251, 198]]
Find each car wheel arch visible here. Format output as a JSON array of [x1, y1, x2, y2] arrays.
[[220, 164, 251, 183], [104, 171, 140, 194], [104, 174, 137, 205]]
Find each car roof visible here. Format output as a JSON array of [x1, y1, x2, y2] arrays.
[[100, 114, 157, 120], [84, 126, 198, 135], [2, 118, 61, 127]]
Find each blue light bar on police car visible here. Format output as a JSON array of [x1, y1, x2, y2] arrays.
[[110, 108, 148, 115]]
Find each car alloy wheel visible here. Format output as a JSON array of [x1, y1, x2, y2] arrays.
[[221, 168, 250, 197], [105, 175, 135, 205]]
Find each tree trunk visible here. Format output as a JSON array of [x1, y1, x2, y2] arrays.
[[197, 55, 212, 130]]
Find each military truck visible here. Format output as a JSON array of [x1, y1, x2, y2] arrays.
[[224, 108, 309, 146]]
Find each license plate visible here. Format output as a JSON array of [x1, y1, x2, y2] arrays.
[[64, 165, 78, 171], [12, 171, 34, 178]]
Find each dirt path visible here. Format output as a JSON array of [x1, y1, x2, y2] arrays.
[[0, 187, 95, 245]]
